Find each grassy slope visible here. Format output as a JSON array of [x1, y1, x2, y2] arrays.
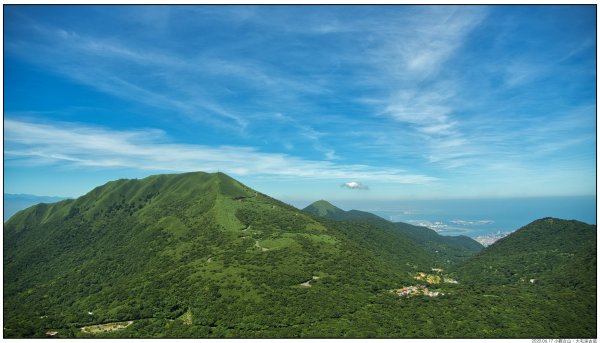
[[4, 172, 436, 338]]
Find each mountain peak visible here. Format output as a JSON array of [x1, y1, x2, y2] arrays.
[[303, 200, 345, 217]]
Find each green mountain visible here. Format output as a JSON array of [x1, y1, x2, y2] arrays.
[[456, 218, 596, 337], [303, 200, 483, 264], [458, 217, 596, 287], [4, 172, 436, 338], [302, 199, 345, 218], [4, 173, 596, 338], [304, 201, 385, 222]]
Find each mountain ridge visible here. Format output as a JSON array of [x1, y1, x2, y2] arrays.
[[4, 193, 69, 222], [5, 171, 440, 338], [303, 199, 484, 263], [4, 172, 596, 338]]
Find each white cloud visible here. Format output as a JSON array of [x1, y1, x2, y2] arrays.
[[383, 81, 456, 127], [5, 119, 437, 184], [373, 6, 488, 81], [341, 181, 369, 190], [369, 7, 488, 168]]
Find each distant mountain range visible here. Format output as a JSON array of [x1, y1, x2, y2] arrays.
[[303, 199, 484, 263], [3, 172, 596, 338], [4, 194, 68, 221]]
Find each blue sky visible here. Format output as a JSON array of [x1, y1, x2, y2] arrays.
[[4, 5, 597, 206]]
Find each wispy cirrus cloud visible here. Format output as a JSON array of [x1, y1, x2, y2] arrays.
[[356, 6, 489, 168], [379, 6, 488, 79], [6, 20, 326, 133], [269, 112, 339, 160], [4, 7, 489, 170], [6, 25, 247, 130], [4, 6, 595, 200], [5, 119, 437, 184], [6, 15, 343, 160]]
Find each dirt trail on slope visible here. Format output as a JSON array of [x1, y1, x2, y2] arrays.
[[299, 276, 320, 287], [254, 240, 269, 251]]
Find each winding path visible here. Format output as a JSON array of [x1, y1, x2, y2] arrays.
[[254, 240, 269, 252]]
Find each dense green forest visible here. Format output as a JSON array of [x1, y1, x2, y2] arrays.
[[4, 172, 596, 338]]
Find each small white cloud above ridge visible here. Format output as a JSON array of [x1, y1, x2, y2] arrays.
[[341, 181, 369, 190]]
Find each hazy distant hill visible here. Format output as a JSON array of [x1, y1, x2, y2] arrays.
[[3, 172, 596, 338], [303, 200, 484, 264], [4, 194, 67, 221]]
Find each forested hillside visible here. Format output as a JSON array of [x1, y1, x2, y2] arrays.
[[303, 200, 484, 265], [4, 172, 596, 338]]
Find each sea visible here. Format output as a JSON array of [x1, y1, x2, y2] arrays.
[[331, 196, 596, 242]]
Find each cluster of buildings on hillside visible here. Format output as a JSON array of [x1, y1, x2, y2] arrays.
[[389, 268, 460, 299], [414, 269, 458, 284], [390, 285, 443, 298]]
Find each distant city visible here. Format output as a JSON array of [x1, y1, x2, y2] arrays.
[[471, 231, 513, 247], [406, 219, 512, 246]]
